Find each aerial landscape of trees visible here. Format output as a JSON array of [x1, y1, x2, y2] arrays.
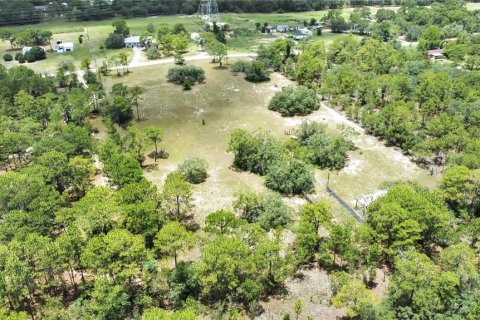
[[0, 0, 448, 25], [0, 0, 480, 319]]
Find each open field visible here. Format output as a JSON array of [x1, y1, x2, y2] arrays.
[[103, 59, 437, 226], [466, 2, 480, 10]]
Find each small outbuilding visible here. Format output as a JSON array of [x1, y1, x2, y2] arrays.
[[427, 49, 445, 60], [265, 25, 276, 34], [56, 42, 74, 52], [124, 36, 142, 48]]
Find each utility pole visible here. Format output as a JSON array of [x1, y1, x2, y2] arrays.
[[85, 27, 99, 73], [84, 26, 106, 96]]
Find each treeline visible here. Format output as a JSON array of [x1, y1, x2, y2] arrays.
[[1, 0, 439, 25], [295, 178, 480, 319], [321, 0, 480, 40], [316, 36, 480, 168], [0, 28, 53, 50], [246, 2, 480, 170]]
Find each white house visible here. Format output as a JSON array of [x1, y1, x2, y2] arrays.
[[56, 42, 74, 52], [22, 47, 32, 54], [124, 36, 142, 48]]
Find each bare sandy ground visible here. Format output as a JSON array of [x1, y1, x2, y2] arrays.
[[128, 47, 257, 69]]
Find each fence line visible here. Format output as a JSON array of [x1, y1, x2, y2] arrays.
[[326, 186, 365, 223]]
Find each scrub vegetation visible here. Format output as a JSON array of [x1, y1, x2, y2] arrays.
[[0, 1, 479, 320]]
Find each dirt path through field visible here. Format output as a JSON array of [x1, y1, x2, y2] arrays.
[[127, 50, 257, 69], [129, 47, 143, 66]]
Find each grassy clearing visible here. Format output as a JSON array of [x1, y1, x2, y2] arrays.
[[104, 60, 437, 225], [466, 2, 480, 10]]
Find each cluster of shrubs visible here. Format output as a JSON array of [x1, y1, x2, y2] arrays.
[[3, 47, 46, 64], [167, 65, 206, 90], [269, 86, 320, 116], [177, 157, 209, 184], [146, 46, 160, 60], [228, 129, 315, 195], [295, 121, 353, 169], [228, 122, 353, 195], [231, 60, 270, 82]]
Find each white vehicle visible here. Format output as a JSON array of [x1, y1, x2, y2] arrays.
[[293, 35, 307, 40]]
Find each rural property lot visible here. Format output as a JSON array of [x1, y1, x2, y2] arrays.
[[105, 60, 437, 225]]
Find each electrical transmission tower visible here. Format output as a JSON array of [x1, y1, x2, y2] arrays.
[[197, 0, 220, 22]]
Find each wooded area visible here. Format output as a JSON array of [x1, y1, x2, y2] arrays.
[[0, 0, 456, 25], [0, 1, 479, 319]]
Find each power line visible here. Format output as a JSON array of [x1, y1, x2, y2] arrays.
[[85, 27, 99, 73], [197, 0, 221, 22]]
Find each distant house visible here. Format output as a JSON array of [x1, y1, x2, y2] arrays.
[[265, 25, 276, 34], [124, 36, 142, 48], [427, 49, 445, 59], [22, 47, 32, 54], [34, 5, 47, 11], [276, 25, 289, 32], [56, 42, 74, 52]]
